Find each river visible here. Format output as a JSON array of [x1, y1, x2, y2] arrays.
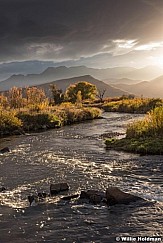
[[0, 112, 163, 243]]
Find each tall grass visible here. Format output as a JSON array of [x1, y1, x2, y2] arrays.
[[103, 98, 163, 113], [0, 104, 101, 136], [127, 106, 163, 138], [0, 110, 22, 135]]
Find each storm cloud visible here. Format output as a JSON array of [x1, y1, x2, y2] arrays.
[[0, 0, 163, 63]]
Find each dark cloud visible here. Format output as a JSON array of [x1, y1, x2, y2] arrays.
[[0, 0, 163, 62]]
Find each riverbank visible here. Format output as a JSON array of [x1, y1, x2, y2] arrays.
[[105, 137, 163, 155], [105, 106, 163, 155], [102, 98, 163, 114], [0, 104, 101, 138]]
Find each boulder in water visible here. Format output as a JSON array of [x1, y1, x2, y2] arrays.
[[28, 195, 39, 206], [0, 147, 10, 154], [106, 187, 143, 205], [0, 186, 6, 192], [50, 183, 69, 196], [80, 190, 106, 204], [37, 192, 48, 199]]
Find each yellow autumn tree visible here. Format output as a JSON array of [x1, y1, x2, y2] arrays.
[[66, 81, 97, 103], [8, 87, 23, 109], [25, 87, 49, 111]]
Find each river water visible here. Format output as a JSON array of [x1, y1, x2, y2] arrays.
[[0, 112, 163, 243]]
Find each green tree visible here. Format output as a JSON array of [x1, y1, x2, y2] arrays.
[[50, 84, 64, 105], [66, 81, 97, 103]]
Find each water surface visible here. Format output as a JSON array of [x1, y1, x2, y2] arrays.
[[0, 112, 163, 243]]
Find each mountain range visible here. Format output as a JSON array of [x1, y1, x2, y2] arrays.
[[0, 65, 163, 92], [35, 75, 131, 98], [112, 76, 163, 98], [0, 64, 162, 98]]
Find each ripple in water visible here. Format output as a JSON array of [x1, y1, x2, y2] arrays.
[[0, 113, 163, 242]]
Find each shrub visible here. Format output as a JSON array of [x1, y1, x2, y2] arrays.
[[126, 106, 163, 138], [17, 112, 61, 131], [103, 98, 163, 114], [0, 110, 22, 135]]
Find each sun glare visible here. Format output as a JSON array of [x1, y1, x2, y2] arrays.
[[153, 56, 163, 67]]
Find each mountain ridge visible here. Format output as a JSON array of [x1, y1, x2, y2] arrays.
[[112, 76, 163, 98]]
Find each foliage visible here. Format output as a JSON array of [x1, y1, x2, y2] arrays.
[[105, 137, 163, 155], [8, 87, 24, 109], [126, 106, 163, 138], [17, 112, 61, 131], [105, 106, 163, 155], [66, 81, 97, 103], [0, 95, 8, 108], [103, 98, 163, 113], [55, 106, 101, 125], [50, 84, 64, 105], [96, 89, 106, 103], [0, 84, 101, 136], [0, 110, 22, 135], [26, 87, 48, 106]]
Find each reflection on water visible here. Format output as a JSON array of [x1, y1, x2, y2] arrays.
[[0, 112, 163, 242]]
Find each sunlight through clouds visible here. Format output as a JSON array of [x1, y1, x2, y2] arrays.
[[135, 42, 163, 51]]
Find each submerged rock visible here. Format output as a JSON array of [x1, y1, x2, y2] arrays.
[[28, 192, 48, 206], [28, 195, 39, 206], [0, 147, 10, 154], [0, 186, 6, 192], [80, 190, 106, 204], [37, 192, 48, 199], [106, 187, 143, 206], [50, 183, 69, 196]]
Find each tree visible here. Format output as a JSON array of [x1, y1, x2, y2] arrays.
[[96, 89, 106, 103], [50, 84, 64, 105], [76, 90, 82, 107], [26, 87, 47, 105], [66, 81, 97, 103], [0, 94, 8, 109], [8, 87, 23, 109]]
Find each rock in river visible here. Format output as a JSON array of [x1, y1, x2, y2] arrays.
[[0, 147, 10, 154], [106, 187, 143, 206], [80, 190, 106, 204], [0, 186, 6, 192], [50, 183, 69, 196]]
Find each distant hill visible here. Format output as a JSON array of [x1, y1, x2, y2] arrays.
[[36, 75, 132, 98], [0, 65, 163, 93], [125, 66, 163, 80], [0, 65, 137, 91], [103, 78, 143, 85], [112, 76, 163, 98], [0, 60, 55, 81]]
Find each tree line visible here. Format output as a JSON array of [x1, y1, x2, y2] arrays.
[[0, 81, 102, 110]]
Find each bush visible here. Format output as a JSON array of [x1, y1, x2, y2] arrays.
[[56, 107, 101, 125], [0, 110, 22, 135], [126, 106, 163, 138], [17, 112, 61, 131], [103, 98, 163, 114]]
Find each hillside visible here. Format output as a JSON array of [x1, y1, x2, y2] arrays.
[[124, 66, 163, 80], [0, 66, 137, 91], [112, 76, 163, 98], [0, 65, 163, 95], [36, 75, 131, 98], [103, 78, 143, 85]]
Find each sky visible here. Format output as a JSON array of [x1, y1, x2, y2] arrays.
[[1, 0, 163, 68]]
